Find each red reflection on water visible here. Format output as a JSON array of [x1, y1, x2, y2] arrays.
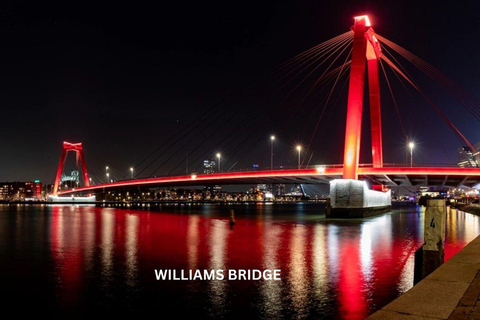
[[338, 239, 366, 320], [50, 206, 85, 306], [45, 205, 480, 319], [444, 208, 480, 261]]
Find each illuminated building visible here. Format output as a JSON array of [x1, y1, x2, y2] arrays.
[[0, 183, 14, 200], [275, 184, 286, 196], [458, 144, 480, 168], [60, 170, 80, 189], [0, 180, 43, 200], [203, 159, 217, 174]]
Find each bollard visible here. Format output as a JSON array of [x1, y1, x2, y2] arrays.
[[325, 198, 331, 217], [229, 209, 235, 230], [414, 198, 446, 284]]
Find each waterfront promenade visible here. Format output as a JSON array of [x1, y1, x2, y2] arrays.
[[368, 206, 480, 319]]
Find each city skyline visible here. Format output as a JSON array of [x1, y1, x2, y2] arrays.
[[1, 1, 480, 184]]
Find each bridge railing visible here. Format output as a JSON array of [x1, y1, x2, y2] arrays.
[[82, 162, 463, 187], [210, 162, 461, 173]]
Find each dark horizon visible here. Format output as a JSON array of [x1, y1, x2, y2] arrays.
[[1, 0, 480, 184]]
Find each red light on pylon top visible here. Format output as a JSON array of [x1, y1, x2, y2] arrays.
[[62, 141, 83, 151], [354, 15, 371, 27]]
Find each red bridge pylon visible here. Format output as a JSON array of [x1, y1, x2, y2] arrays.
[[343, 15, 383, 180], [53, 142, 90, 195]]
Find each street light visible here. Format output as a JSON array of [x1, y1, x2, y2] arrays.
[[106, 172, 110, 183], [216, 153, 221, 172], [270, 135, 275, 170], [409, 142, 415, 167], [296, 145, 302, 169], [130, 167, 134, 179]]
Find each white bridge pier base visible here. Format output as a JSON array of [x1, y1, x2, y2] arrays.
[[328, 179, 391, 218]]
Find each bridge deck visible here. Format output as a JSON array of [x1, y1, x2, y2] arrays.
[[57, 167, 480, 195]]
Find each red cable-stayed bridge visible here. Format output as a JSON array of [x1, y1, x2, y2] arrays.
[[57, 165, 480, 197], [51, 15, 480, 200]]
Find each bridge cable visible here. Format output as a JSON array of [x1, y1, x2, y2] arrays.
[[376, 34, 480, 122], [380, 48, 456, 165], [304, 50, 352, 162], [380, 54, 480, 157], [170, 33, 354, 174], [139, 32, 353, 177]]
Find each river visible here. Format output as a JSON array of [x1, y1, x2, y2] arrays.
[[0, 203, 478, 319]]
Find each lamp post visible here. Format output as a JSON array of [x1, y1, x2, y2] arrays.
[[130, 167, 134, 179], [296, 145, 302, 169], [270, 135, 275, 170], [216, 153, 221, 173], [106, 172, 110, 183], [409, 142, 415, 167]]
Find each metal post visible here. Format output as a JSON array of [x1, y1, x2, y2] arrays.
[[410, 148, 413, 167], [271, 136, 275, 170], [297, 146, 301, 169]]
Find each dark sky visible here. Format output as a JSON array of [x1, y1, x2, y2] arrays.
[[1, 0, 480, 184]]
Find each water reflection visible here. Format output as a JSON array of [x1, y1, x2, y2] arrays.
[[208, 219, 229, 318], [101, 209, 114, 286], [0, 204, 479, 319], [259, 222, 284, 318], [312, 225, 329, 315], [125, 213, 139, 287], [289, 225, 309, 318]]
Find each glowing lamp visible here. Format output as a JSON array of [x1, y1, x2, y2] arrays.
[[354, 15, 371, 27]]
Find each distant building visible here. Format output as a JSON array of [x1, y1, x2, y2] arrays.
[[458, 145, 480, 167], [25, 180, 42, 200], [203, 159, 217, 174], [0, 180, 42, 200], [60, 170, 80, 189], [257, 184, 267, 192], [0, 183, 14, 200], [203, 185, 221, 194], [275, 184, 286, 196]]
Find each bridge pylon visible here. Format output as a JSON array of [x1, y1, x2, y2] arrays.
[[52, 142, 90, 195], [330, 15, 391, 218], [343, 15, 383, 180]]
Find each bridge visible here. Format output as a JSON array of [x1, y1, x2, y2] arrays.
[[50, 15, 480, 215], [56, 165, 480, 196]]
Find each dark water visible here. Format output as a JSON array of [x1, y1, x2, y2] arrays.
[[0, 203, 478, 319]]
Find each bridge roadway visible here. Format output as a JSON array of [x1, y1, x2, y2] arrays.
[[57, 166, 480, 195]]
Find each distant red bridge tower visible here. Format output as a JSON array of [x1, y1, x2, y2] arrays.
[[343, 15, 383, 180], [52, 142, 90, 195]]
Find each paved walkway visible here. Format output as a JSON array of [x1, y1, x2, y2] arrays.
[[367, 234, 480, 319]]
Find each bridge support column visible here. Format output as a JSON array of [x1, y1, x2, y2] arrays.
[[342, 16, 368, 180], [368, 58, 383, 168], [51, 141, 90, 196], [342, 15, 383, 179], [330, 16, 387, 218], [328, 179, 391, 218]]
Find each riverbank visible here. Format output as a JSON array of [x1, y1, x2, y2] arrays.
[[367, 211, 480, 319], [456, 203, 480, 216]]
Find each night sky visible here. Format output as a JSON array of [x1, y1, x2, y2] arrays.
[[1, 0, 480, 184]]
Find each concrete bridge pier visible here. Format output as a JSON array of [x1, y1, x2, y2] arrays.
[[328, 179, 392, 218]]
